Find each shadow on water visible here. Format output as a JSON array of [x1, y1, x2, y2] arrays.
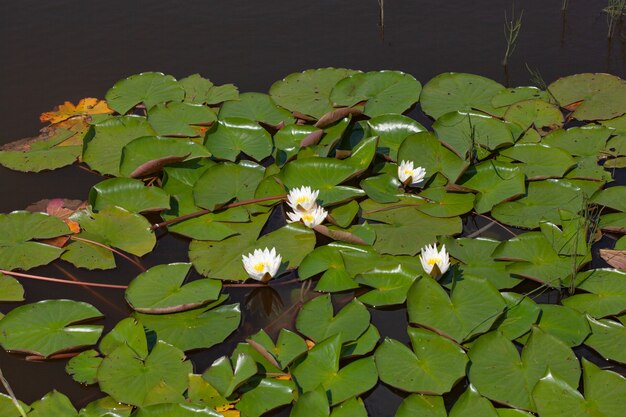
[[1, 1, 626, 415]]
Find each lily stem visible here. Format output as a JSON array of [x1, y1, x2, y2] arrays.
[[0, 269, 128, 289]]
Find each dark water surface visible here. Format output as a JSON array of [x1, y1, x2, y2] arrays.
[[1, 0, 625, 413]]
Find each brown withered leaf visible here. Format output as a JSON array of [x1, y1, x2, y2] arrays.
[[40, 98, 113, 124], [600, 249, 626, 270], [315, 107, 362, 128]]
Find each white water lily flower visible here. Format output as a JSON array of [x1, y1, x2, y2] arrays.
[[286, 205, 327, 228], [398, 160, 426, 186], [419, 243, 450, 278], [287, 186, 319, 212], [242, 247, 282, 282]]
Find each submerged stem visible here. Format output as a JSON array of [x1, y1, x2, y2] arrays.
[[0, 269, 128, 289]]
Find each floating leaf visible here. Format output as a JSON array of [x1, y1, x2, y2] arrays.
[[360, 173, 401, 203], [562, 269, 626, 318], [407, 275, 506, 342], [237, 377, 295, 417], [40, 98, 113, 124], [66, 349, 102, 385], [356, 264, 420, 307], [135, 303, 240, 352], [542, 125, 612, 157], [60, 239, 116, 270], [248, 329, 308, 369], [78, 396, 133, 417], [448, 385, 498, 417], [99, 317, 148, 357], [330, 70, 422, 117], [459, 160, 525, 214], [290, 386, 329, 417], [147, 102, 216, 137], [193, 161, 265, 210], [89, 177, 170, 213], [548, 73, 626, 121], [591, 185, 626, 212], [132, 403, 222, 417], [468, 328, 580, 411], [495, 292, 541, 340], [366, 114, 426, 160], [125, 263, 221, 313], [179, 73, 239, 105], [503, 99, 564, 135], [203, 353, 257, 398], [585, 316, 626, 364], [97, 341, 192, 406], [204, 119, 272, 162], [28, 391, 77, 417], [296, 294, 370, 344], [534, 304, 590, 347], [397, 132, 469, 182], [105, 72, 184, 114], [491, 87, 551, 108], [269, 68, 358, 119], [0, 274, 24, 301], [498, 144, 576, 180], [219, 92, 294, 125], [395, 394, 446, 417], [375, 327, 467, 394], [0, 299, 102, 357]]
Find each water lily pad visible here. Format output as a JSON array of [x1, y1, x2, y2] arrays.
[[193, 161, 265, 210], [66, 349, 102, 385], [248, 329, 308, 369], [291, 335, 378, 405], [499, 143, 576, 180], [407, 275, 506, 342], [542, 125, 612, 157], [97, 340, 192, 406], [330, 70, 421, 117], [503, 99, 564, 135], [591, 185, 626, 212], [491, 87, 551, 108], [179, 73, 239, 105], [534, 304, 590, 347], [433, 111, 514, 159], [125, 263, 221, 313], [0, 299, 102, 357], [360, 173, 401, 203], [366, 114, 426, 160], [0, 211, 69, 271], [28, 391, 76, 417], [290, 386, 329, 417], [397, 132, 469, 182], [375, 327, 467, 394], [120, 136, 210, 177], [533, 359, 626, 417], [0, 274, 24, 301], [135, 303, 240, 352], [395, 394, 446, 417], [420, 72, 505, 119], [99, 317, 148, 357], [548, 73, 626, 121], [269, 68, 358, 119], [416, 187, 475, 218], [449, 385, 498, 417], [296, 295, 370, 344], [204, 118, 272, 162], [147, 102, 216, 137], [356, 264, 420, 307], [491, 179, 585, 229], [219, 92, 294, 125], [105, 72, 185, 114], [340, 323, 380, 358], [468, 328, 580, 411], [327, 200, 359, 228], [203, 353, 257, 397], [459, 160, 525, 214], [273, 124, 320, 165], [584, 316, 626, 365], [60, 239, 116, 270], [83, 116, 156, 176], [132, 403, 222, 417], [495, 292, 541, 340], [89, 178, 170, 213], [237, 377, 296, 417], [77, 396, 133, 417], [71, 206, 156, 256], [562, 269, 626, 318]]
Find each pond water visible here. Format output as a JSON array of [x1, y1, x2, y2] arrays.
[[0, 1, 625, 415]]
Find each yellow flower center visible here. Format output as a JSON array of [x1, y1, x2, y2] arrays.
[[253, 262, 267, 272], [302, 213, 314, 223], [427, 257, 440, 266], [403, 169, 413, 176], [296, 196, 309, 204]]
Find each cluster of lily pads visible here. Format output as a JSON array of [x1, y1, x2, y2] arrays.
[[0, 68, 625, 417]]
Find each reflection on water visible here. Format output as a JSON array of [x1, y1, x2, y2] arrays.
[[1, 1, 626, 414]]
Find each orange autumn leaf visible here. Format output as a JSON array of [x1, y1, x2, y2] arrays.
[[40, 98, 113, 124], [221, 411, 240, 417]]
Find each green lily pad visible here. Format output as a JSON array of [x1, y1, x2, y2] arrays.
[[135, 303, 240, 352], [97, 340, 192, 406], [99, 317, 148, 357], [327, 200, 359, 228], [77, 396, 133, 417], [397, 132, 469, 183], [503, 99, 564, 135], [71, 206, 156, 256], [584, 316, 626, 365], [433, 111, 514, 159], [562, 269, 626, 318], [449, 385, 498, 417], [60, 238, 116, 271], [28, 391, 77, 417], [273, 124, 321, 165], [459, 160, 525, 214], [105, 72, 184, 114], [125, 263, 222, 313], [132, 403, 222, 417], [179, 73, 239, 105], [420, 72, 505, 119], [248, 328, 308, 369], [269, 68, 358, 119], [237, 377, 296, 417], [119, 136, 210, 177], [89, 177, 170, 213], [495, 292, 541, 340], [534, 304, 590, 347], [366, 114, 427, 160], [591, 185, 626, 212], [598, 212, 626, 233], [542, 125, 612, 157], [340, 323, 380, 358], [0, 299, 102, 357], [204, 118, 273, 162], [360, 173, 401, 203], [395, 394, 446, 417], [533, 359, 626, 417], [187, 374, 231, 410], [491, 86, 551, 108], [375, 327, 468, 394], [291, 335, 378, 405], [193, 161, 265, 210], [491, 179, 585, 229], [356, 264, 420, 307], [0, 211, 69, 271], [0, 274, 24, 301], [330, 70, 422, 117], [219, 92, 294, 125], [548, 73, 626, 121], [296, 294, 370, 344], [407, 275, 506, 342], [290, 386, 329, 417], [416, 187, 475, 218], [83, 116, 156, 176], [498, 143, 576, 180], [203, 353, 257, 397], [66, 349, 102, 385], [147, 102, 216, 137], [468, 328, 580, 411]]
